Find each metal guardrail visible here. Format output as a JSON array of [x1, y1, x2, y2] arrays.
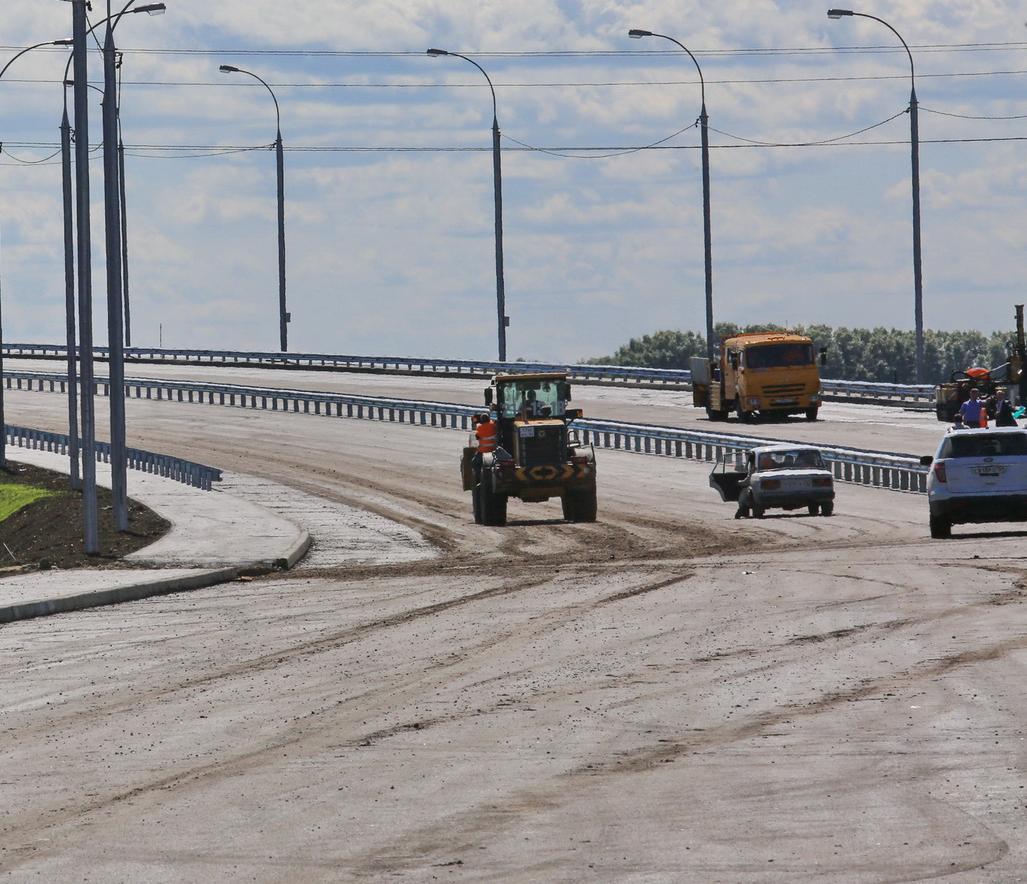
[[5, 369, 928, 494], [2, 342, 936, 402], [4, 423, 222, 491]]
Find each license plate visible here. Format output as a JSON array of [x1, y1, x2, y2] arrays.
[[975, 466, 1004, 477]]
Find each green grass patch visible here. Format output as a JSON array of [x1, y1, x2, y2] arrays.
[[0, 484, 58, 523]]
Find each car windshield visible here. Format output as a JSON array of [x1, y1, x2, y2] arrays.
[[744, 343, 814, 369], [944, 433, 1027, 458], [499, 379, 569, 419], [756, 449, 825, 471]]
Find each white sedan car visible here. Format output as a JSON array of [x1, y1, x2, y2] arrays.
[[922, 426, 1027, 538], [710, 444, 835, 518]]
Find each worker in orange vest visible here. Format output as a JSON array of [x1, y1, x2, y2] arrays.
[[475, 412, 498, 453]]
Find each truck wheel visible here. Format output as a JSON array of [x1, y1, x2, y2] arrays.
[[929, 514, 951, 539], [820, 501, 834, 517], [807, 503, 819, 516], [563, 489, 597, 523], [705, 405, 724, 422], [736, 403, 755, 424], [805, 406, 819, 422], [477, 482, 507, 527]]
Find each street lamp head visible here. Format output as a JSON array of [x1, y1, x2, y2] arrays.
[[53, 39, 75, 46], [827, 9, 853, 18], [628, 29, 653, 38], [135, 3, 167, 14], [426, 48, 449, 56], [219, 64, 240, 73]]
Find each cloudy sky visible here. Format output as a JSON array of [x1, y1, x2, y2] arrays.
[[1, 1, 1025, 361]]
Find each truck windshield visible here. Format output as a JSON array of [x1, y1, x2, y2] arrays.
[[499, 379, 568, 419], [745, 343, 814, 369]]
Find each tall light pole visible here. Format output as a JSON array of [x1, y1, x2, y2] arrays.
[[427, 48, 509, 362], [1, 39, 75, 484], [828, 9, 924, 384], [101, 1, 166, 532], [218, 64, 289, 352], [629, 29, 715, 363], [71, 0, 100, 553]]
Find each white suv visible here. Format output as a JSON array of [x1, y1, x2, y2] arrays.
[[922, 427, 1027, 538]]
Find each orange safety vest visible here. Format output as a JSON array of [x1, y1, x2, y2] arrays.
[[475, 420, 498, 453]]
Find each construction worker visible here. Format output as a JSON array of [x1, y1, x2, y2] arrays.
[[959, 388, 985, 428], [475, 412, 498, 453]]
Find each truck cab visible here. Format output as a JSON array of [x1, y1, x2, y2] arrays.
[[691, 332, 825, 422]]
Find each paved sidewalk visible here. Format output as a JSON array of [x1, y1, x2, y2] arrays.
[[0, 448, 310, 623]]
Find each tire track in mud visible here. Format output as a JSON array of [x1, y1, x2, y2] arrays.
[[342, 624, 1027, 878], [0, 570, 697, 867]]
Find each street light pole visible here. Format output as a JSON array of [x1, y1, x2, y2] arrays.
[[118, 58, 132, 348], [828, 9, 925, 384], [218, 65, 289, 352], [102, 18, 129, 531], [427, 48, 508, 362], [628, 29, 715, 362], [60, 101, 81, 490], [71, 0, 100, 554]]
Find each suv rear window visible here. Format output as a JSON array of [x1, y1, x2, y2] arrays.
[[942, 433, 1027, 458]]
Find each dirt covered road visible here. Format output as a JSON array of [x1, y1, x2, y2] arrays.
[[3, 390, 1027, 880]]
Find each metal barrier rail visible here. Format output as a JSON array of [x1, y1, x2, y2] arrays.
[[5, 369, 927, 494], [4, 423, 222, 491], [2, 342, 936, 401]]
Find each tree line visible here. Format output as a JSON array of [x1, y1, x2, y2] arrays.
[[590, 324, 1019, 385]]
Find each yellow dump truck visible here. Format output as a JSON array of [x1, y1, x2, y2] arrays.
[[691, 331, 826, 422]]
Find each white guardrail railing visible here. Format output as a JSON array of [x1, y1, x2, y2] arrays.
[[4, 423, 222, 491], [2, 343, 935, 404], [5, 369, 929, 494]]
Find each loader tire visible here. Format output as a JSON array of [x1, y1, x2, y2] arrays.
[[563, 487, 598, 523], [472, 485, 483, 524], [477, 482, 508, 527]]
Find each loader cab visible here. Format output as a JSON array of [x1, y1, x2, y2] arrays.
[[488, 373, 574, 466]]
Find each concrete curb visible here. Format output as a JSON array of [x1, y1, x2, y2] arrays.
[[0, 566, 240, 624], [0, 533, 314, 626]]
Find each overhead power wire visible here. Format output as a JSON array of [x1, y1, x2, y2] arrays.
[[708, 107, 909, 148], [6, 41, 1027, 59], [5, 68, 1027, 90], [502, 120, 698, 159], [920, 105, 1027, 120]]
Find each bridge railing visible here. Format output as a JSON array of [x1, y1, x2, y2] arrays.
[[2, 342, 935, 402], [5, 369, 928, 493]]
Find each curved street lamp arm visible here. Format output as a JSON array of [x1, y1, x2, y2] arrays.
[[0, 39, 73, 83], [847, 12, 915, 85], [648, 33, 706, 110], [222, 66, 282, 136], [446, 52, 499, 123]]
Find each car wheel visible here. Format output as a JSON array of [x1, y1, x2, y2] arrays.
[[807, 503, 819, 516], [752, 504, 765, 519], [820, 501, 834, 517], [929, 514, 951, 539]]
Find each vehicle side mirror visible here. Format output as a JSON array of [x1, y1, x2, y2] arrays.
[[729, 352, 740, 370], [484, 388, 493, 406], [565, 408, 583, 420], [819, 347, 828, 367], [919, 455, 933, 466]]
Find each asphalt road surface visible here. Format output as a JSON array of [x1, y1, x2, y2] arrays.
[[3, 379, 1027, 881]]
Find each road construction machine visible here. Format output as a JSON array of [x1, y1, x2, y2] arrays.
[[691, 331, 827, 422], [460, 372, 597, 526], [934, 305, 1027, 422]]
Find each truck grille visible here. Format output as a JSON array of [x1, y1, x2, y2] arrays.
[[761, 383, 806, 394], [519, 430, 564, 467]]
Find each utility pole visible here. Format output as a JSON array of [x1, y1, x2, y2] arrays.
[[60, 105, 81, 489], [102, 18, 129, 531], [72, 0, 100, 553]]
